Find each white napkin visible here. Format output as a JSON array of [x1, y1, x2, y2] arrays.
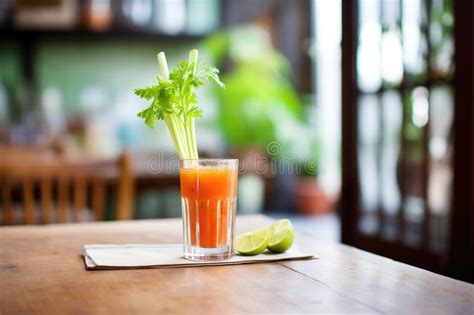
[[83, 244, 317, 270]]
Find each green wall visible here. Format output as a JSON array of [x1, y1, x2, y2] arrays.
[[36, 38, 199, 112], [0, 40, 21, 87]]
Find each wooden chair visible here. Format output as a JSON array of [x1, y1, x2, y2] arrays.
[[0, 151, 134, 225], [0, 140, 69, 159]]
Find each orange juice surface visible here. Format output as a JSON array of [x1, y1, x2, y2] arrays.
[[180, 166, 238, 248]]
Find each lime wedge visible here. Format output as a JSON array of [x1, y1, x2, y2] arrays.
[[235, 227, 270, 255], [267, 219, 295, 253]]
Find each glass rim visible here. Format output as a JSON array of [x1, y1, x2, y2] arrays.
[[179, 158, 239, 162]]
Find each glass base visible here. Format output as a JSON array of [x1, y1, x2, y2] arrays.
[[181, 196, 237, 262], [184, 245, 234, 261]]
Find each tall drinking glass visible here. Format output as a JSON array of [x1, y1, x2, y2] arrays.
[[179, 159, 238, 261]]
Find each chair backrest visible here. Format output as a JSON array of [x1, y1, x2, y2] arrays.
[[0, 141, 67, 159], [0, 151, 134, 225]]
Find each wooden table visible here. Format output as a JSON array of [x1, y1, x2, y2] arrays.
[[1, 215, 472, 314]]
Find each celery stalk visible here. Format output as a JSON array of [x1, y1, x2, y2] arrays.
[[135, 49, 224, 160], [187, 49, 199, 159]]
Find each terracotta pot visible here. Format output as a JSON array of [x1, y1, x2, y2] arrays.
[[294, 177, 333, 216]]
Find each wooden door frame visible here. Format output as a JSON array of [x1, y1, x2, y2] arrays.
[[340, 0, 358, 247], [450, 0, 474, 283]]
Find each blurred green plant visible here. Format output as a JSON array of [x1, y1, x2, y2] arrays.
[[297, 138, 321, 177], [203, 25, 307, 156]]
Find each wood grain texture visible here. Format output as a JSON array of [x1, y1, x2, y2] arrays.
[[282, 231, 474, 314], [0, 215, 472, 315]]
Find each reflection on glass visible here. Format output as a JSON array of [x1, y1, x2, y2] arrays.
[[411, 87, 429, 128], [381, 29, 403, 85], [428, 85, 453, 252], [381, 0, 402, 85], [381, 0, 399, 25], [402, 87, 425, 198], [401, 88, 427, 247], [358, 0, 381, 93], [403, 196, 424, 247], [402, 0, 427, 76], [381, 90, 402, 217], [430, 0, 454, 78], [358, 95, 380, 235], [404, 196, 425, 224], [313, 0, 342, 197], [379, 90, 403, 240]]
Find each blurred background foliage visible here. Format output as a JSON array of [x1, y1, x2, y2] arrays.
[[204, 25, 317, 161]]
